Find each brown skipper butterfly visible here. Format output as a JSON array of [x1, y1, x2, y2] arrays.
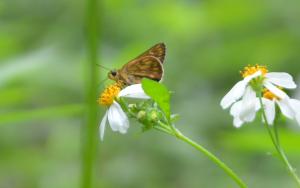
[[108, 43, 166, 86]]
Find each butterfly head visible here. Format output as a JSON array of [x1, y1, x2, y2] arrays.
[[108, 69, 118, 81]]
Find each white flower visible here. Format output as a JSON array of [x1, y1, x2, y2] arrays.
[[220, 65, 298, 127], [221, 66, 296, 109], [98, 83, 149, 140]]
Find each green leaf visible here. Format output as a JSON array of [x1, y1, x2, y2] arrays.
[[141, 79, 171, 120]]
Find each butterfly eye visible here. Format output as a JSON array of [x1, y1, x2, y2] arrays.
[[111, 71, 117, 76]]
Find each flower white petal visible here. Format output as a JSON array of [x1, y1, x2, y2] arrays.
[[266, 72, 297, 89], [262, 98, 275, 125], [239, 87, 257, 122], [221, 80, 248, 109], [230, 101, 249, 127], [264, 81, 288, 99], [289, 99, 300, 126], [242, 110, 256, 122], [255, 98, 261, 111], [118, 84, 150, 99], [233, 117, 244, 128], [230, 101, 242, 117], [276, 98, 295, 119], [289, 99, 300, 111], [229, 88, 258, 125], [296, 115, 300, 126], [242, 86, 256, 103], [108, 102, 129, 134], [99, 111, 108, 141], [107, 107, 119, 132]]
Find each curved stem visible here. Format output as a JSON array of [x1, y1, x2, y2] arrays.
[[258, 95, 300, 187], [157, 125, 247, 188], [273, 121, 280, 146], [257, 96, 279, 150]]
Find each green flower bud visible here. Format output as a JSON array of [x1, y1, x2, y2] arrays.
[[149, 110, 158, 122], [137, 110, 146, 120], [128, 103, 138, 112]]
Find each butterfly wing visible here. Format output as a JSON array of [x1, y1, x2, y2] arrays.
[[131, 43, 166, 64], [118, 56, 164, 85]]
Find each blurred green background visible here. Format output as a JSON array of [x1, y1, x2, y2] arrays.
[[1, 0, 300, 187]]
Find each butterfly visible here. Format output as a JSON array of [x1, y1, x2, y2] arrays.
[[108, 43, 166, 86]]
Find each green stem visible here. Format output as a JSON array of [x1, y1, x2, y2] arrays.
[[156, 123, 247, 188], [257, 96, 278, 150], [156, 121, 175, 135], [273, 121, 280, 147], [258, 95, 300, 187], [154, 126, 174, 135], [174, 129, 247, 188], [81, 0, 99, 187]]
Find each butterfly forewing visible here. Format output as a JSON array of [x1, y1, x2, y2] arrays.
[[132, 43, 166, 63]]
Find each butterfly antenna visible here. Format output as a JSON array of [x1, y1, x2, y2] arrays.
[[97, 77, 109, 91], [96, 64, 111, 71]]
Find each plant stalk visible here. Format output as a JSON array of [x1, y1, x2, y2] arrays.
[[81, 0, 99, 187], [155, 122, 247, 188], [173, 129, 247, 188], [258, 95, 300, 187]]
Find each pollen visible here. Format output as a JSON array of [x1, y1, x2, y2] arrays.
[[240, 64, 268, 78], [97, 82, 122, 106], [263, 88, 281, 100]]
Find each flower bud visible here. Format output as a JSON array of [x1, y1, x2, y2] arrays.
[[137, 110, 146, 120], [149, 110, 158, 122], [128, 104, 138, 112]]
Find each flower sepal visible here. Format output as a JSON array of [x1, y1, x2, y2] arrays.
[[171, 114, 180, 123], [249, 75, 264, 93]]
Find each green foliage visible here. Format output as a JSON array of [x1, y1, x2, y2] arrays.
[[1, 0, 300, 187], [141, 79, 171, 121], [0, 104, 83, 125]]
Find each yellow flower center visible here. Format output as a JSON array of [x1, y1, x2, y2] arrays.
[[240, 65, 268, 78], [97, 83, 122, 106], [263, 88, 282, 100]]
